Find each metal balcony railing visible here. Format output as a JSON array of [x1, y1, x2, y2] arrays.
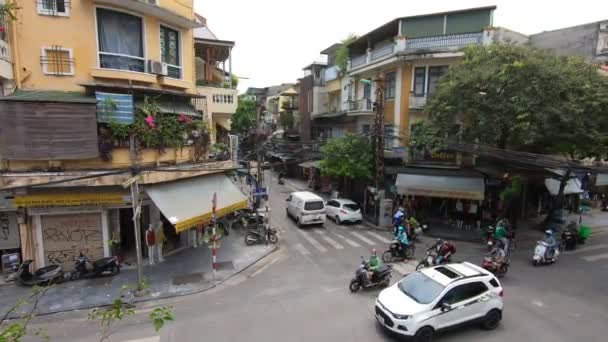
[[351, 54, 367, 69], [405, 32, 483, 50], [371, 43, 395, 61], [409, 95, 427, 109], [347, 98, 373, 112]]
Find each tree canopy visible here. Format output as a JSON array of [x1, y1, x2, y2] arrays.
[[231, 97, 256, 135], [335, 34, 357, 72], [422, 43, 608, 159], [320, 133, 372, 179]]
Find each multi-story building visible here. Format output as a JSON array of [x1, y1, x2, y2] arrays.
[[265, 84, 299, 132], [0, 0, 14, 96], [0, 1, 245, 270], [298, 61, 327, 141]]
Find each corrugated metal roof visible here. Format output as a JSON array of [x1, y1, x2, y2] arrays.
[[0, 90, 97, 104], [134, 100, 201, 117]]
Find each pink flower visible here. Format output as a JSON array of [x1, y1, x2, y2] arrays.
[[145, 115, 156, 128]]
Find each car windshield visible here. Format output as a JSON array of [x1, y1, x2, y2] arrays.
[[398, 272, 445, 304], [304, 201, 324, 211], [343, 203, 360, 211]]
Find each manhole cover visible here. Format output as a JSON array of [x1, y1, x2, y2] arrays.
[[173, 272, 204, 285], [216, 261, 234, 271]]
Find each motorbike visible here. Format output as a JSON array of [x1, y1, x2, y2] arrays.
[[561, 228, 577, 251], [415, 249, 451, 271], [278, 175, 285, 185], [481, 257, 509, 278], [483, 225, 497, 250], [245, 226, 278, 245], [382, 241, 416, 263], [349, 257, 392, 292], [231, 209, 265, 231], [16, 260, 64, 286], [69, 254, 120, 281], [532, 240, 560, 266]]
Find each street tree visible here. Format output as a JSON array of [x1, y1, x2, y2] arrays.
[[320, 133, 372, 193], [231, 97, 256, 135], [335, 34, 357, 72], [423, 43, 608, 159]]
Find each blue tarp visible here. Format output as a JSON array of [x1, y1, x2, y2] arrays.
[[96, 92, 134, 124]]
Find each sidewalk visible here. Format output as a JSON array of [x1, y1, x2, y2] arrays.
[[0, 232, 275, 318]]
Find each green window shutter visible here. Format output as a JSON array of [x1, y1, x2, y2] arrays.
[[401, 15, 444, 38], [445, 9, 492, 35]]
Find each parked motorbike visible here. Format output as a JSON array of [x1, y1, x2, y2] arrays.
[[349, 257, 392, 292], [382, 241, 416, 263], [481, 257, 509, 278], [70, 254, 120, 281], [232, 209, 265, 231], [415, 249, 451, 271], [532, 240, 560, 266], [245, 226, 278, 245], [16, 260, 64, 286]]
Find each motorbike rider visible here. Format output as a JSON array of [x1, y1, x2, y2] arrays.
[[429, 239, 455, 264], [364, 249, 383, 286], [543, 229, 557, 259], [395, 226, 410, 257], [486, 240, 507, 268], [494, 220, 509, 251], [393, 207, 405, 237]]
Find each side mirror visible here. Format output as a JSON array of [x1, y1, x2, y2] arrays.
[[440, 302, 451, 312]]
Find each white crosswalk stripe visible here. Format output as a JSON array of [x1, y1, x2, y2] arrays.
[[349, 231, 376, 246], [391, 263, 416, 276], [582, 252, 608, 262], [365, 231, 392, 244], [568, 243, 608, 254], [331, 232, 361, 248], [124, 337, 159, 342], [314, 230, 344, 249], [293, 243, 311, 256], [296, 230, 328, 253]]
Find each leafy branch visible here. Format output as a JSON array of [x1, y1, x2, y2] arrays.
[[0, 285, 52, 342]]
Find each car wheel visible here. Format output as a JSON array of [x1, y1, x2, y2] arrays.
[[414, 326, 434, 342], [335, 216, 341, 225], [286, 208, 290, 218], [296, 217, 302, 228], [481, 309, 502, 330]]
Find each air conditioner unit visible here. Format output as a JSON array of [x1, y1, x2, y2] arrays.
[[600, 22, 608, 32], [148, 60, 168, 76]]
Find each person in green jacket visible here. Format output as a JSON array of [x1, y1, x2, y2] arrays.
[[365, 249, 382, 285], [494, 220, 509, 251]]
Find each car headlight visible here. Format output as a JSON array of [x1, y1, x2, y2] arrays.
[[392, 313, 411, 320]]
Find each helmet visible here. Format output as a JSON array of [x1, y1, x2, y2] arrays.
[[545, 230, 553, 236], [398, 225, 405, 232], [436, 238, 444, 244], [398, 207, 404, 212], [371, 249, 377, 256]]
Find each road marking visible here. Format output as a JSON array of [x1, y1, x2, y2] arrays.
[[293, 243, 311, 255], [331, 232, 361, 248], [392, 263, 415, 275], [582, 252, 608, 262], [349, 231, 376, 246], [366, 231, 392, 244], [296, 230, 328, 253], [314, 230, 344, 249], [567, 244, 608, 254], [124, 337, 159, 342]]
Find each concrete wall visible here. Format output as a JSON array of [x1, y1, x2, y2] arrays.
[[494, 27, 529, 45], [530, 22, 600, 61]]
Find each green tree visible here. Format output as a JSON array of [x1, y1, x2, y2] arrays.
[[231, 97, 256, 134], [279, 111, 294, 130], [426, 43, 608, 158], [335, 34, 357, 72], [320, 133, 372, 181]]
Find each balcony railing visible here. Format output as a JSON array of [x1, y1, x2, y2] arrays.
[[405, 32, 483, 50], [347, 98, 373, 112], [351, 55, 367, 69], [409, 95, 427, 109], [371, 43, 396, 61]]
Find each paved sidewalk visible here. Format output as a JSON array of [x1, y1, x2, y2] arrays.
[[0, 232, 275, 318]]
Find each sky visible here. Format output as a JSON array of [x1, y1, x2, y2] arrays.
[[193, 0, 606, 92]]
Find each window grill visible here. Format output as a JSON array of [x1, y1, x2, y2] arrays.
[[40, 45, 74, 76], [36, 0, 71, 16]]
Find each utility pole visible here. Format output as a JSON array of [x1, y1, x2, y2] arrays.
[[124, 174, 144, 290], [374, 76, 385, 194], [255, 103, 266, 210]]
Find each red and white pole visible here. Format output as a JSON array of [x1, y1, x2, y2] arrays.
[[212, 192, 217, 283]]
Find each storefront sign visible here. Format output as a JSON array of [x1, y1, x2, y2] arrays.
[[174, 200, 249, 233], [411, 148, 457, 163], [398, 187, 484, 201], [0, 212, 20, 249], [14, 193, 129, 208]]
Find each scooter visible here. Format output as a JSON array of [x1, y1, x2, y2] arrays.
[[69, 254, 120, 281], [278, 175, 285, 185], [561, 229, 577, 251], [415, 249, 451, 271], [244, 226, 278, 245], [16, 260, 64, 286], [349, 257, 392, 292], [382, 241, 416, 263], [532, 240, 559, 266], [481, 257, 509, 278]]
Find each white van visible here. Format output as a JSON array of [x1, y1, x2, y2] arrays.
[[286, 191, 326, 227]]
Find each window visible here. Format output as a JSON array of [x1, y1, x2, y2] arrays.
[[385, 71, 396, 100], [398, 272, 445, 304], [363, 82, 371, 99], [40, 46, 74, 76], [37, 0, 69, 17], [304, 201, 324, 211], [343, 203, 360, 211], [160, 26, 181, 79], [96, 8, 145, 73], [362, 124, 371, 135], [413, 67, 426, 96], [489, 278, 500, 288], [440, 282, 488, 306], [427, 65, 449, 96], [326, 200, 339, 207]]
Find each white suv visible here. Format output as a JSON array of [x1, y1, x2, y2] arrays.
[[375, 262, 504, 342]]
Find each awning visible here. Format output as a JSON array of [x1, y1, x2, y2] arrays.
[[213, 113, 231, 131], [396, 173, 485, 200], [299, 160, 321, 169], [544, 178, 583, 196], [145, 174, 247, 233], [135, 100, 201, 117]]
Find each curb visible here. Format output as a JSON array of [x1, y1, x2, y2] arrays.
[[6, 245, 279, 319]]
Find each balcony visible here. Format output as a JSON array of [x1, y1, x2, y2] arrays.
[[196, 86, 238, 115], [347, 98, 373, 113], [281, 99, 299, 110], [409, 95, 427, 109], [348, 32, 486, 71]]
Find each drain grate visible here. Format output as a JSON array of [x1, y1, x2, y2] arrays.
[[172, 272, 204, 285], [215, 261, 234, 271]]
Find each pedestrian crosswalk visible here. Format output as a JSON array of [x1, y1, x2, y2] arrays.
[[565, 243, 608, 262], [290, 225, 393, 256]]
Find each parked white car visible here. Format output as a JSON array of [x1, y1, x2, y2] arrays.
[[375, 262, 504, 342], [286, 191, 326, 227], [325, 198, 362, 224]]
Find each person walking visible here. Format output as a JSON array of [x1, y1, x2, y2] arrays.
[[145, 225, 156, 265]]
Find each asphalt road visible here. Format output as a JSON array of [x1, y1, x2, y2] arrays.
[[23, 178, 608, 342]]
